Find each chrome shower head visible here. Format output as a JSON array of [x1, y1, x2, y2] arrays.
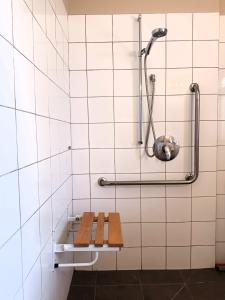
[[145, 27, 167, 55], [152, 28, 167, 39]]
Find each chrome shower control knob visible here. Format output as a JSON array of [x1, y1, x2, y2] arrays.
[[153, 136, 180, 161]]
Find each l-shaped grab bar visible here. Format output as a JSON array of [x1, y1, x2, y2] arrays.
[[98, 83, 200, 186]]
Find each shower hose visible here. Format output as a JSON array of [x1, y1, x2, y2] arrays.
[[144, 54, 156, 158]]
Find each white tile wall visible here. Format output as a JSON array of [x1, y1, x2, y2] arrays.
[[216, 14, 225, 265], [69, 12, 220, 270], [0, 1, 72, 299]]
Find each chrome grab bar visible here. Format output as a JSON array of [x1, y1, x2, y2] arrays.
[[98, 83, 200, 186]]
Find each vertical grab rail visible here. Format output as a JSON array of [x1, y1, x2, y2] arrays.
[[98, 83, 200, 186], [138, 15, 143, 145]]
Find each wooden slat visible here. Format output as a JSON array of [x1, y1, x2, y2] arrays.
[[74, 212, 94, 246], [95, 213, 105, 247], [108, 213, 123, 247]]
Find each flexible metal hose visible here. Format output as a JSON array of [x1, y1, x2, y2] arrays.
[[144, 54, 156, 157]]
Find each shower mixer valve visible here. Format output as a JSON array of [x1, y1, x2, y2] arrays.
[[153, 136, 180, 161]]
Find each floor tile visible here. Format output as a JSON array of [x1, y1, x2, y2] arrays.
[[96, 270, 140, 285], [180, 268, 225, 284], [173, 286, 193, 300], [189, 282, 225, 300], [67, 285, 95, 300], [142, 284, 182, 300], [71, 271, 97, 286], [140, 270, 183, 285], [95, 285, 143, 300]]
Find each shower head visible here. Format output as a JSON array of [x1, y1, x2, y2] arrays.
[[144, 27, 167, 55], [152, 28, 167, 39]]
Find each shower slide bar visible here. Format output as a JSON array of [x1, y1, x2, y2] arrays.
[[98, 83, 200, 186], [138, 14, 143, 145]]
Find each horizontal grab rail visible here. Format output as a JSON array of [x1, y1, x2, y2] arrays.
[[98, 83, 200, 187]]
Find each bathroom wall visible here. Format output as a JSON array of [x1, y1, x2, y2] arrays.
[[216, 14, 225, 264], [69, 13, 219, 270], [0, 1, 72, 299], [68, 0, 220, 14]]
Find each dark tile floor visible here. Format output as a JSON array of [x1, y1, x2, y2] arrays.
[[67, 269, 225, 300]]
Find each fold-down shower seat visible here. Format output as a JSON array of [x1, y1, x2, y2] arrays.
[[54, 212, 123, 268]]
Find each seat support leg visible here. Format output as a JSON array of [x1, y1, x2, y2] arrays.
[[54, 252, 99, 269]]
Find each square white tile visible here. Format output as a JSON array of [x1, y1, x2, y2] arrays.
[[117, 248, 141, 270], [220, 16, 225, 42], [114, 70, 139, 97], [38, 159, 52, 206], [167, 247, 191, 270], [199, 147, 217, 172], [89, 123, 114, 148], [0, 107, 17, 175], [167, 13, 192, 40], [122, 223, 141, 247], [113, 42, 139, 69], [192, 221, 215, 245], [217, 195, 225, 219], [36, 116, 50, 160], [70, 71, 87, 97], [71, 98, 88, 123], [167, 222, 191, 246], [22, 211, 40, 278], [116, 198, 140, 222], [115, 149, 140, 173], [88, 97, 114, 123], [69, 43, 86, 70], [191, 246, 215, 268], [193, 68, 218, 94], [193, 13, 219, 40], [90, 149, 114, 173], [72, 149, 89, 174], [192, 197, 216, 221], [72, 124, 89, 149], [142, 223, 166, 246], [167, 198, 191, 222], [88, 70, 113, 97], [114, 97, 138, 122], [13, 0, 34, 61], [0, 172, 20, 247], [142, 247, 166, 269], [166, 68, 192, 95], [87, 43, 113, 69], [115, 123, 138, 148], [0, 0, 13, 42], [192, 172, 216, 197], [193, 41, 218, 67], [216, 219, 225, 242], [113, 14, 138, 42], [86, 15, 112, 42], [69, 15, 85, 42], [141, 198, 166, 222], [19, 164, 39, 225], [0, 37, 15, 108], [0, 232, 22, 299], [167, 41, 192, 68]]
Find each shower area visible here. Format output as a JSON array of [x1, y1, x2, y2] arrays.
[[1, 0, 225, 299]]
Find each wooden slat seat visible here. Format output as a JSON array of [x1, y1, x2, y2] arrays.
[[95, 212, 105, 247], [108, 213, 123, 247], [74, 212, 123, 248], [74, 212, 94, 247]]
